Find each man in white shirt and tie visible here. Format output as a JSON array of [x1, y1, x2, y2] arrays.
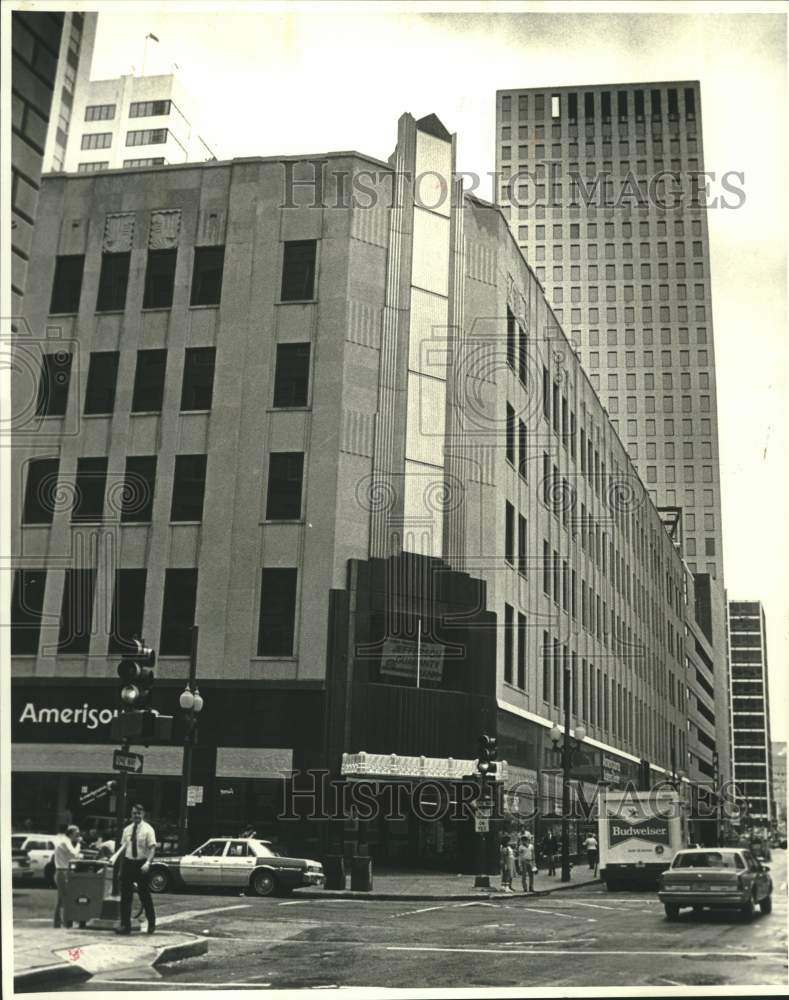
[[110, 803, 157, 934]]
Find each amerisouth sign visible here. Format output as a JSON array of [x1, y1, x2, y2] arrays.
[[609, 818, 670, 846], [17, 702, 120, 730]]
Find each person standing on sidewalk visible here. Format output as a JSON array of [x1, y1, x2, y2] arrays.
[[499, 836, 516, 892], [53, 825, 82, 928], [583, 832, 599, 876], [517, 833, 536, 893], [111, 803, 157, 935], [541, 830, 558, 876]]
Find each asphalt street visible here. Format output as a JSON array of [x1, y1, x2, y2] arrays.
[[13, 851, 788, 991]]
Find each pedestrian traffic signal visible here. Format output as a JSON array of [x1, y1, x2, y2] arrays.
[[118, 639, 156, 709], [477, 734, 497, 776]]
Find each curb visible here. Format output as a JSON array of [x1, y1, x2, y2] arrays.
[[154, 936, 209, 966], [14, 962, 93, 992], [293, 878, 600, 902]]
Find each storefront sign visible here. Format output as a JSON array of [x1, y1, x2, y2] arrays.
[[380, 638, 444, 683], [17, 701, 120, 734], [341, 751, 509, 783], [602, 754, 623, 786]]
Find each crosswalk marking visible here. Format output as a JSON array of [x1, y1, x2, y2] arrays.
[[387, 944, 786, 958]]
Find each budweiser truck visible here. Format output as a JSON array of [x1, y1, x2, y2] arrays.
[[598, 786, 687, 890]]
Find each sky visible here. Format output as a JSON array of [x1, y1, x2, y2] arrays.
[[86, 2, 787, 738]]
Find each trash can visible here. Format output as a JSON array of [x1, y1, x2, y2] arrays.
[[324, 854, 346, 891], [350, 855, 373, 892], [64, 860, 108, 926]]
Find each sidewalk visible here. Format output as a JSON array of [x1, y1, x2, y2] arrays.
[[14, 927, 208, 991], [295, 863, 600, 901]]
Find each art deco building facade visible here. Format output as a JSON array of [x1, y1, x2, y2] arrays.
[[495, 82, 730, 784], [11, 112, 695, 864], [727, 601, 773, 825]]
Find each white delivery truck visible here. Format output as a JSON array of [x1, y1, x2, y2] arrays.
[[598, 786, 687, 890]]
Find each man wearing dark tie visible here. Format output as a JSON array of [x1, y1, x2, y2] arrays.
[[111, 803, 157, 934]]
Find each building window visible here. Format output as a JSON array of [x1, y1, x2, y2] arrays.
[[57, 569, 97, 654], [126, 128, 169, 146], [11, 569, 47, 655], [542, 631, 551, 702], [143, 249, 177, 309], [257, 568, 298, 656], [96, 252, 131, 312], [108, 568, 147, 653], [266, 452, 304, 520], [504, 603, 514, 684], [50, 255, 84, 313], [159, 569, 198, 655], [123, 158, 166, 168], [517, 513, 527, 575], [505, 501, 514, 565], [84, 351, 120, 415], [120, 456, 157, 523], [181, 347, 216, 411], [35, 352, 73, 416], [85, 104, 116, 121], [506, 403, 515, 464], [131, 349, 167, 412], [129, 99, 172, 117], [517, 612, 526, 689], [281, 240, 317, 301], [71, 457, 107, 522], [273, 343, 311, 407], [81, 132, 112, 149], [77, 161, 109, 173], [171, 455, 207, 522], [190, 246, 225, 306], [23, 458, 59, 524]]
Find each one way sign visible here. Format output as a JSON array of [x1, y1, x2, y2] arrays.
[[113, 749, 144, 774]]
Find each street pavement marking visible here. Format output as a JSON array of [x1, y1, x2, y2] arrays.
[[564, 900, 617, 910], [392, 904, 454, 917], [280, 899, 365, 905], [92, 980, 271, 988], [517, 906, 595, 922], [155, 903, 251, 925], [386, 945, 786, 958]]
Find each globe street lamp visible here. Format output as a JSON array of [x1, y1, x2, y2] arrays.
[[177, 626, 204, 853], [549, 669, 587, 883]]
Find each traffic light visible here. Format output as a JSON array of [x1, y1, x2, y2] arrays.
[[477, 734, 497, 777], [117, 639, 156, 710]]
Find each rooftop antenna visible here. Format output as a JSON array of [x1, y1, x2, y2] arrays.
[[142, 32, 159, 76]]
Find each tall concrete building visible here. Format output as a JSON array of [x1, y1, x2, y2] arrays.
[[42, 11, 98, 172], [62, 72, 215, 173], [11, 112, 695, 868], [495, 82, 730, 786], [771, 741, 786, 830], [727, 601, 773, 825]]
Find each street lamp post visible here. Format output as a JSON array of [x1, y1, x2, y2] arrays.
[[549, 661, 586, 883], [177, 626, 204, 853]]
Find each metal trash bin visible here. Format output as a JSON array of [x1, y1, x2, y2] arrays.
[[64, 860, 108, 926], [350, 855, 373, 892], [324, 854, 346, 891]]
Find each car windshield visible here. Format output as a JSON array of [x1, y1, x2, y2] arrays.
[[672, 851, 737, 869], [11, 836, 26, 849]]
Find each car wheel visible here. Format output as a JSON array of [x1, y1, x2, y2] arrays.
[[44, 863, 55, 888], [148, 868, 171, 894], [250, 869, 278, 897], [759, 894, 772, 915], [664, 903, 679, 921]]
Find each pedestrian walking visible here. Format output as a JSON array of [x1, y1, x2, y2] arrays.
[[499, 835, 516, 892], [541, 830, 558, 876], [53, 825, 82, 928], [517, 833, 536, 893], [111, 803, 157, 935], [583, 832, 599, 875]]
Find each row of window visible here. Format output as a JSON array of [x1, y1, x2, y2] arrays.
[[80, 129, 169, 150], [606, 370, 711, 391], [627, 440, 714, 461], [85, 100, 172, 122], [11, 565, 297, 658], [33, 342, 310, 419], [552, 305, 708, 329], [22, 449, 305, 525], [500, 87, 697, 124], [532, 243, 706, 263], [77, 158, 165, 173], [49, 239, 317, 314], [502, 134, 696, 157], [585, 329, 708, 348]]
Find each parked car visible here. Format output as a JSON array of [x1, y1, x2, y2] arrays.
[[147, 837, 326, 897], [11, 834, 58, 885], [658, 847, 772, 920], [12, 847, 34, 883]]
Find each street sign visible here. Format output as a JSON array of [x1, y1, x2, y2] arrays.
[[475, 817, 490, 833], [113, 749, 144, 773]]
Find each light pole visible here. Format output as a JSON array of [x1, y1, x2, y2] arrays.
[[177, 626, 204, 853], [549, 662, 586, 883]]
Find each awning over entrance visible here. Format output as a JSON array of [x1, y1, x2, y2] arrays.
[[341, 751, 509, 782]]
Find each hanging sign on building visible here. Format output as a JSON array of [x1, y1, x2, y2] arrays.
[[602, 754, 623, 786], [379, 638, 445, 683]]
